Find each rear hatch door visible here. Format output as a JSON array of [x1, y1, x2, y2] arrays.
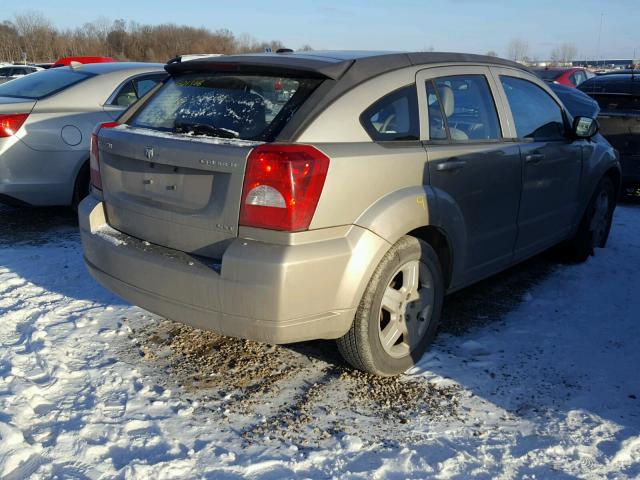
[[99, 126, 257, 258], [98, 68, 326, 258]]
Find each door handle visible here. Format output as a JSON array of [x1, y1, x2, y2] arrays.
[[436, 159, 467, 172], [524, 153, 545, 164]]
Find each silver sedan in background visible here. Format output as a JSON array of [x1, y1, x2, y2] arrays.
[[0, 62, 166, 207]]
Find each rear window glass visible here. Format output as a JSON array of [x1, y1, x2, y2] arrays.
[[0, 68, 94, 99], [128, 73, 322, 141]]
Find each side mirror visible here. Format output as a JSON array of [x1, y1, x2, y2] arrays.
[[573, 116, 599, 139]]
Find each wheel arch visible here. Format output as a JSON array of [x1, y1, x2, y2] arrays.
[[407, 225, 454, 289], [354, 185, 467, 291]]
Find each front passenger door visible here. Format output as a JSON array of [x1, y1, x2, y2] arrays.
[[496, 73, 582, 259]]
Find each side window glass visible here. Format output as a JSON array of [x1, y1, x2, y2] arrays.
[[500, 76, 566, 140], [112, 81, 138, 107], [433, 75, 501, 141], [569, 73, 578, 86], [425, 80, 447, 140], [134, 77, 162, 98], [361, 84, 419, 141]]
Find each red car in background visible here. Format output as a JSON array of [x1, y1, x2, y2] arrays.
[[53, 56, 115, 67], [532, 67, 594, 88]]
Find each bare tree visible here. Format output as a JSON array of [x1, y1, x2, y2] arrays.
[[14, 11, 57, 62], [0, 11, 296, 62], [550, 43, 578, 65], [485, 50, 498, 57], [507, 39, 529, 63]]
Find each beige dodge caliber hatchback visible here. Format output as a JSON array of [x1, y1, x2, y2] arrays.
[[80, 51, 620, 375]]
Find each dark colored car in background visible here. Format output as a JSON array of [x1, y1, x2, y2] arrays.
[[550, 82, 600, 118], [533, 67, 594, 88], [579, 73, 640, 194], [0, 65, 43, 84]]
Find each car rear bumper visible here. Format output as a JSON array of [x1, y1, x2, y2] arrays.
[[0, 136, 83, 206], [79, 196, 390, 344]]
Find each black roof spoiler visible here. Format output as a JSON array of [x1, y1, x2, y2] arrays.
[[165, 54, 355, 80]]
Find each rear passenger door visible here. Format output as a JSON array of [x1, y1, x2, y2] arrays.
[[492, 69, 583, 259], [416, 66, 522, 283]]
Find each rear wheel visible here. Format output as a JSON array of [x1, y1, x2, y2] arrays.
[[337, 236, 444, 376], [564, 176, 616, 262]]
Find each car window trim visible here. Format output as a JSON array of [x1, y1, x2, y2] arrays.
[[427, 79, 451, 141]]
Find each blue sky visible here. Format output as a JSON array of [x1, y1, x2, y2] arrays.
[[6, 0, 640, 59]]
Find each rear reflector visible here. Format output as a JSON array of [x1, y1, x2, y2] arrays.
[[0, 113, 29, 137], [240, 144, 330, 231], [90, 121, 120, 191]]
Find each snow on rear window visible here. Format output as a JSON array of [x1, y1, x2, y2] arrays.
[[129, 73, 321, 141]]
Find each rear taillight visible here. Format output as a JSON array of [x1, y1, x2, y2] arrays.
[[0, 113, 29, 137], [239, 144, 330, 232], [90, 121, 120, 191]]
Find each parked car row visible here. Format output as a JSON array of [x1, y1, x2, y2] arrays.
[[533, 66, 640, 193], [579, 72, 640, 194]]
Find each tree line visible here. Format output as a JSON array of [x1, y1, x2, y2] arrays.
[[0, 12, 301, 63], [504, 38, 578, 65]]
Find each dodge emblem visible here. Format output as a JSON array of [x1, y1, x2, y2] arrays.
[[144, 146, 154, 160]]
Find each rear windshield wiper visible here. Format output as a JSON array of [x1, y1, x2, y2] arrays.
[[174, 121, 239, 139]]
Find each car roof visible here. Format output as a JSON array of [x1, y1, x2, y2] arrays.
[[67, 62, 165, 74], [166, 50, 529, 81], [532, 67, 578, 72]]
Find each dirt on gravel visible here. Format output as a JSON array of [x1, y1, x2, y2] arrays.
[[127, 319, 463, 447]]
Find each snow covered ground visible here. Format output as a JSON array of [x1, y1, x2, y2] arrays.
[[0, 203, 638, 479]]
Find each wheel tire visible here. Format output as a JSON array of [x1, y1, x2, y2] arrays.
[[337, 236, 444, 376], [564, 176, 616, 262], [71, 162, 90, 212]]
